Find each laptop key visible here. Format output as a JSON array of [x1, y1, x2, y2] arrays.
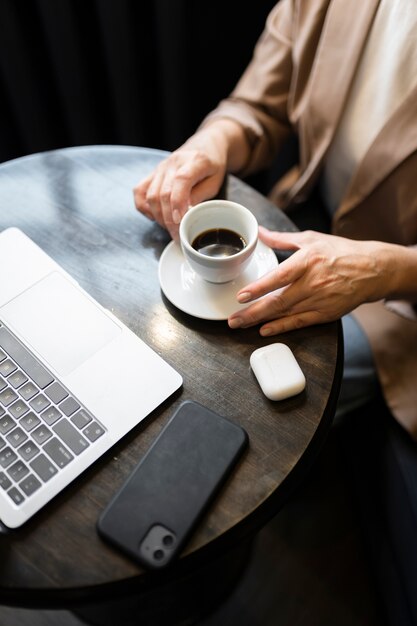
[[19, 382, 39, 401], [0, 359, 17, 377], [40, 406, 62, 426], [71, 409, 92, 430], [0, 415, 17, 435], [0, 471, 12, 490], [29, 394, 50, 414], [0, 388, 18, 407], [7, 460, 29, 482], [7, 370, 28, 389], [30, 454, 58, 482], [53, 419, 89, 455], [43, 438, 74, 468], [32, 424, 52, 445], [9, 399, 29, 420], [0, 378, 7, 392], [0, 435, 5, 450], [6, 427, 28, 448], [19, 412, 41, 432], [0, 327, 54, 389], [59, 397, 80, 417], [7, 486, 24, 505], [19, 474, 42, 497], [83, 422, 105, 442], [44, 382, 68, 404], [18, 441, 40, 462], [0, 447, 18, 468]]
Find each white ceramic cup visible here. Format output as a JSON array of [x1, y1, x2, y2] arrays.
[[179, 199, 258, 283]]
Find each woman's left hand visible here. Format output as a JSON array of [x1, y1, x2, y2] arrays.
[[228, 226, 389, 336]]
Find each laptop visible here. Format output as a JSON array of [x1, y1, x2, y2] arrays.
[[0, 227, 183, 528]]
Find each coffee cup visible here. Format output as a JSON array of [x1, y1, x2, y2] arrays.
[[179, 199, 258, 283]]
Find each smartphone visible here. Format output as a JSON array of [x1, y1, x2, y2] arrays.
[[97, 400, 249, 569]]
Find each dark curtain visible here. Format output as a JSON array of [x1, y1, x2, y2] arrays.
[[0, 0, 278, 165]]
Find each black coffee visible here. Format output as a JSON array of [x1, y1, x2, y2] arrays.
[[191, 228, 246, 257]]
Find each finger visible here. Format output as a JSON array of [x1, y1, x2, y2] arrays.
[[163, 168, 200, 241], [133, 175, 153, 214], [171, 156, 222, 215], [140, 201, 155, 221], [133, 195, 154, 222], [229, 269, 321, 329], [236, 251, 306, 303], [229, 288, 295, 329], [189, 175, 223, 207], [169, 168, 197, 225], [258, 226, 324, 253], [258, 225, 304, 250], [154, 157, 201, 235], [159, 167, 183, 230], [258, 310, 323, 336], [145, 168, 167, 226]]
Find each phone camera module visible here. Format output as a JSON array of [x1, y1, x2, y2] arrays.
[[153, 549, 164, 561], [162, 534, 174, 547]]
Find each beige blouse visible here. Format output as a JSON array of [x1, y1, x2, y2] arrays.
[[322, 0, 417, 213]]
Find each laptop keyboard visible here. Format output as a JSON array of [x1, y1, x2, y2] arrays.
[[0, 323, 106, 507]]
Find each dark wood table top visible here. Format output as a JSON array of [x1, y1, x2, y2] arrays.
[[0, 145, 342, 607]]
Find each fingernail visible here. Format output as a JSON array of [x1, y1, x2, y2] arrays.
[[172, 210, 181, 224], [237, 291, 251, 303], [260, 327, 273, 336], [228, 317, 243, 329]]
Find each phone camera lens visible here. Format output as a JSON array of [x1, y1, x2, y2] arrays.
[[162, 534, 174, 547], [153, 549, 164, 560]]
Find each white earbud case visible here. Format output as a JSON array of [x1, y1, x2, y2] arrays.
[[250, 343, 306, 401]]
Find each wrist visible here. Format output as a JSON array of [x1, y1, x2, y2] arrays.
[[377, 242, 417, 302], [195, 119, 250, 172]]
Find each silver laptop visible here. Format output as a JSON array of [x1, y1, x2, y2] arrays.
[[0, 227, 182, 528]]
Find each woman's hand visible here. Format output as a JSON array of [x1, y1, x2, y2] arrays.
[[228, 226, 391, 335], [133, 120, 250, 240]]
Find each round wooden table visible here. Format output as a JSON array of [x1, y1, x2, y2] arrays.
[[0, 146, 342, 625]]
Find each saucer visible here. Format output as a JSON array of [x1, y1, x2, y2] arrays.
[[158, 240, 279, 320]]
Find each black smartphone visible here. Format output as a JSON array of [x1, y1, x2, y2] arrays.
[[97, 400, 249, 569]]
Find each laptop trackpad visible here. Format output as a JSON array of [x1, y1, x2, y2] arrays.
[[0, 272, 121, 376]]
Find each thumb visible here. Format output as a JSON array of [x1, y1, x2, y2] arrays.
[[258, 225, 301, 251]]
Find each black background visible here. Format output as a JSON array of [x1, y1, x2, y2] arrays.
[[0, 0, 278, 168]]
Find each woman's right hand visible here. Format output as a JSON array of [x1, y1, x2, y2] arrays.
[[133, 119, 250, 240], [133, 127, 229, 240]]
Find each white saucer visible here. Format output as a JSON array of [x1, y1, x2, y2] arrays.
[[158, 240, 279, 321]]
